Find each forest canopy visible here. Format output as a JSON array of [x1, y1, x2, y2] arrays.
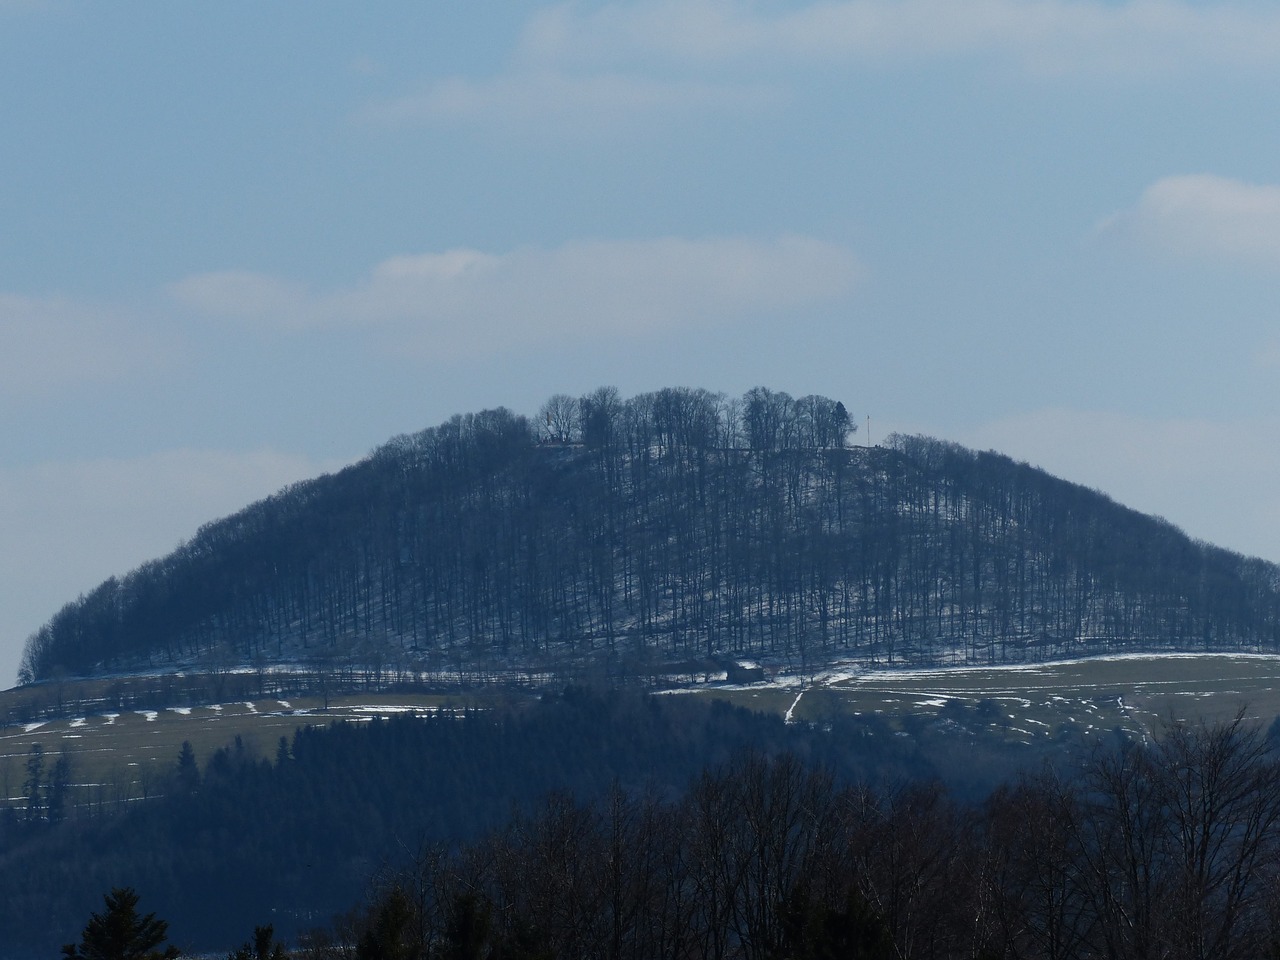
[[19, 386, 1280, 684]]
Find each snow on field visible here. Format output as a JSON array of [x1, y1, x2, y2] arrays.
[[167, 707, 191, 716], [135, 710, 158, 722], [345, 704, 422, 713], [858, 650, 1280, 681], [784, 688, 806, 724], [649, 649, 1280, 743]]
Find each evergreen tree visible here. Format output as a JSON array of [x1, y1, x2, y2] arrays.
[[227, 924, 288, 960], [23, 742, 43, 823], [176, 740, 199, 793], [62, 887, 180, 960], [47, 747, 73, 825]]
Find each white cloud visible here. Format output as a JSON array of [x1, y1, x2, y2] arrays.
[[0, 447, 347, 686], [1102, 175, 1280, 268], [0, 294, 173, 398], [518, 0, 1280, 76], [364, 1, 1280, 133], [168, 271, 310, 327], [172, 235, 863, 358], [359, 70, 777, 131], [960, 408, 1280, 564], [364, 2, 1280, 133]]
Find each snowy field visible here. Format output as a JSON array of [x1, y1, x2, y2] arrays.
[[0, 693, 477, 810], [6, 652, 1280, 809], [669, 652, 1280, 743]]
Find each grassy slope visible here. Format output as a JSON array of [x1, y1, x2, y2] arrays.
[[679, 652, 1280, 742], [6, 653, 1280, 810], [0, 689, 509, 809]]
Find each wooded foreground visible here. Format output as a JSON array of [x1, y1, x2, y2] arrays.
[[298, 713, 1280, 960]]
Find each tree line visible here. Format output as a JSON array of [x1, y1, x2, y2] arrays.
[[1, 688, 975, 958], [19, 386, 1280, 684], [53, 710, 1280, 960], [266, 715, 1280, 960]]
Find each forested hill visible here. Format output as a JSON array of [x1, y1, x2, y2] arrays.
[[18, 386, 1280, 684]]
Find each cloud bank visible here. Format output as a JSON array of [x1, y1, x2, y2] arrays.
[[1104, 175, 1280, 268], [171, 235, 863, 358], [362, 2, 1280, 132]]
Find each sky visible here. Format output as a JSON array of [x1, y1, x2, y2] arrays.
[[4, 0, 1280, 685]]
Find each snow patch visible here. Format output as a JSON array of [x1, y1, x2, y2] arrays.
[[784, 688, 806, 724]]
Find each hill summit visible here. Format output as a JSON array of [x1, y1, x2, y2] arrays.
[[19, 386, 1280, 685]]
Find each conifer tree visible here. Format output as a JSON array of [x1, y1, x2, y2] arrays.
[[62, 887, 180, 960]]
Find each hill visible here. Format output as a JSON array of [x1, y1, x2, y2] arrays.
[[17, 386, 1280, 686]]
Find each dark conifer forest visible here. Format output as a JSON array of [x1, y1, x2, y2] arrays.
[[18, 386, 1280, 685]]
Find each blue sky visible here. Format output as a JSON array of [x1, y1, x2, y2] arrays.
[[4, 0, 1280, 684]]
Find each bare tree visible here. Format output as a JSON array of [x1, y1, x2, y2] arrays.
[[1067, 714, 1280, 960], [1157, 712, 1280, 960], [539, 394, 580, 444], [984, 772, 1094, 960]]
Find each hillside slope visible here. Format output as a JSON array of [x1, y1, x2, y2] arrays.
[[18, 387, 1280, 683]]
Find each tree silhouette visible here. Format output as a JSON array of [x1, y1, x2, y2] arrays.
[[227, 924, 289, 960], [62, 887, 180, 960]]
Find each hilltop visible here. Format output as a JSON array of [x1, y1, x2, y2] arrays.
[[17, 386, 1280, 687]]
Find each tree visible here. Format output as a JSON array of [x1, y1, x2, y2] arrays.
[[1155, 712, 1280, 960], [23, 742, 43, 822], [356, 886, 415, 960], [579, 386, 621, 452], [227, 924, 288, 960], [62, 887, 180, 960], [775, 885, 894, 960], [538, 394, 580, 444], [176, 740, 199, 794], [47, 746, 73, 825]]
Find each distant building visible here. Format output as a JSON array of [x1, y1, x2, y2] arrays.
[[726, 660, 765, 684]]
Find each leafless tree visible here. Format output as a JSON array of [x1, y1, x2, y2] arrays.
[[539, 394, 580, 444]]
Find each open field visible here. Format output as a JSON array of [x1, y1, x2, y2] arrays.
[[8, 652, 1280, 812], [0, 691, 500, 810], [676, 653, 1280, 743]]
